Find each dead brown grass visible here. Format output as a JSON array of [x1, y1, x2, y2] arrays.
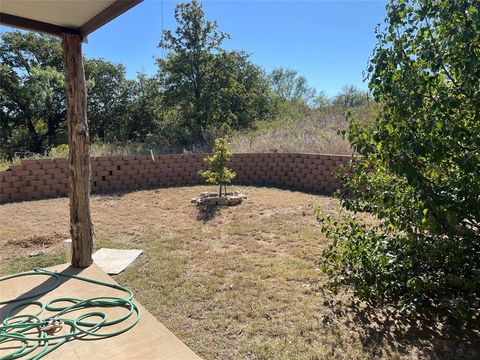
[[229, 103, 376, 155], [0, 186, 478, 359]]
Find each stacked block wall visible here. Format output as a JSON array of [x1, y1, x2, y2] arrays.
[[0, 153, 351, 203]]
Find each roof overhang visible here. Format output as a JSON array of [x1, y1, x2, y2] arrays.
[[0, 0, 143, 39]]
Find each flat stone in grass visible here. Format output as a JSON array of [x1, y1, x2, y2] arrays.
[[93, 248, 143, 274]]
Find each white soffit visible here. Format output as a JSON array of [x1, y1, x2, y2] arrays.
[[0, 0, 142, 37], [1, 1, 116, 29]]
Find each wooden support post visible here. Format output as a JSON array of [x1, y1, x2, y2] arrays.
[[62, 33, 93, 268]]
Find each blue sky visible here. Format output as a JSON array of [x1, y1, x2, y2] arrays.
[[1, 0, 388, 97]]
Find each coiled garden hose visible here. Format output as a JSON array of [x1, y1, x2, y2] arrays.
[[0, 268, 141, 360]]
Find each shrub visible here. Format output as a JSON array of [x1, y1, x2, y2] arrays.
[[318, 0, 480, 320], [48, 144, 69, 158]]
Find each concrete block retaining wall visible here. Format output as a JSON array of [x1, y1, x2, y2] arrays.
[[0, 153, 352, 203]]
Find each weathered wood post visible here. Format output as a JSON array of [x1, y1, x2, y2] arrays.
[[62, 33, 93, 267]]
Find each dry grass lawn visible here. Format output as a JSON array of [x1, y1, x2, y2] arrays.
[[1, 186, 478, 359]]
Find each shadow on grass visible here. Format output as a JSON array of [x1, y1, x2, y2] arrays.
[[196, 204, 221, 222], [333, 297, 480, 359]]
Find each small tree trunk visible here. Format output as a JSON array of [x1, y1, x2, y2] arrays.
[[62, 33, 93, 268], [218, 184, 222, 198], [47, 115, 57, 148]]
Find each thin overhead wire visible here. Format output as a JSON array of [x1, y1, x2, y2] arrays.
[[160, 0, 165, 58]]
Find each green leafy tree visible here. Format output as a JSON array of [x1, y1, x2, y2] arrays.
[[319, 0, 480, 320], [332, 85, 368, 108], [157, 0, 229, 144], [269, 67, 316, 106], [207, 50, 273, 130], [314, 90, 332, 110], [0, 31, 159, 157], [84, 58, 133, 142], [200, 137, 236, 197], [0, 32, 66, 156], [157, 0, 273, 147], [127, 73, 162, 142]]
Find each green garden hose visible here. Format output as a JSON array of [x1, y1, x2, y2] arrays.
[[0, 268, 141, 360]]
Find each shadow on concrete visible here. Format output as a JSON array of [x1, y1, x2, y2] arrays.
[[0, 266, 83, 321]]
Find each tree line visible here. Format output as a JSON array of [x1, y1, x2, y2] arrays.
[[0, 0, 368, 159]]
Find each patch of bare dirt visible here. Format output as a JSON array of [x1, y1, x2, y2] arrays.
[[6, 232, 66, 249], [0, 231, 67, 265]]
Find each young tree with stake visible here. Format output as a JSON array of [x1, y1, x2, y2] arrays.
[[200, 138, 236, 198]]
